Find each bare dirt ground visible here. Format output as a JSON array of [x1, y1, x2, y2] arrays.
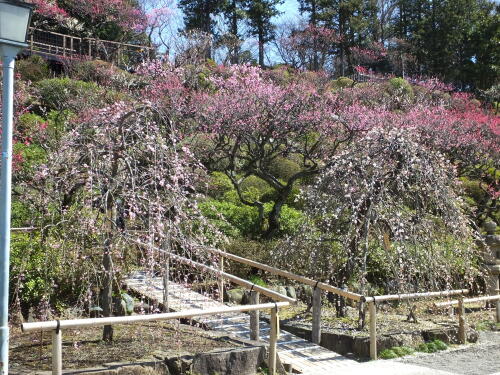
[[395, 331, 500, 375], [9, 320, 240, 373]]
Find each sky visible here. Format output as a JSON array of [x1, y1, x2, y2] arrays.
[[278, 0, 300, 20]]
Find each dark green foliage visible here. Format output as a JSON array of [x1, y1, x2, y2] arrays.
[[179, 0, 226, 34], [244, 0, 283, 66], [392, 346, 415, 356], [199, 199, 305, 238], [249, 275, 267, 287], [17, 55, 51, 82], [433, 340, 448, 351], [387, 77, 414, 98], [379, 349, 398, 359], [36, 78, 102, 111]]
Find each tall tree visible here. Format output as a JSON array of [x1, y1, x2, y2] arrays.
[[244, 0, 283, 66], [178, 0, 226, 58], [221, 0, 246, 63]]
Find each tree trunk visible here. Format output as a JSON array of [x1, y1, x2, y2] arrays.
[[258, 27, 265, 67], [102, 234, 114, 341]]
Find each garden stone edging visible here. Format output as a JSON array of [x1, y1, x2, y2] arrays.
[[270, 319, 478, 359]]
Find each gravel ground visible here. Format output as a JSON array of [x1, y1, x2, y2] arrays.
[[394, 331, 500, 375]]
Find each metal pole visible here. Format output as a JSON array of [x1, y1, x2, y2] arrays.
[[0, 44, 21, 375]]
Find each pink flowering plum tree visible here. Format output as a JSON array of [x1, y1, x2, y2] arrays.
[[274, 127, 480, 323], [191, 65, 359, 238], [25, 101, 224, 340]]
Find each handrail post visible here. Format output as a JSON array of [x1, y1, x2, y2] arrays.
[[62, 35, 66, 57], [369, 301, 377, 360], [250, 291, 260, 341], [312, 286, 321, 344], [52, 329, 62, 375], [269, 306, 279, 375], [458, 297, 466, 344], [496, 294, 500, 323], [218, 257, 224, 304], [162, 256, 170, 313]]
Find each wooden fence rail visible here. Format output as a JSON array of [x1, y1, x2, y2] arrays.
[[27, 28, 154, 65], [198, 245, 472, 360], [22, 302, 289, 375]]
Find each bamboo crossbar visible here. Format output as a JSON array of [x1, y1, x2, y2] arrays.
[[200, 246, 363, 301], [132, 240, 296, 304], [434, 295, 500, 307], [363, 289, 469, 303], [22, 302, 290, 333]]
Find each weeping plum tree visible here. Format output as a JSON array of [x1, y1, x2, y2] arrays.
[[274, 127, 481, 323], [192, 65, 359, 238], [27, 101, 223, 341]]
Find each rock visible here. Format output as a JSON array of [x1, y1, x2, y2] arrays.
[[225, 288, 245, 304], [134, 301, 151, 314], [302, 285, 313, 298], [286, 286, 297, 299], [165, 354, 194, 375], [273, 286, 288, 297], [89, 306, 103, 318], [321, 332, 355, 356], [121, 293, 135, 315], [192, 346, 266, 375]]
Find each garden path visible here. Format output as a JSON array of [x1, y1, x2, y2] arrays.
[[124, 271, 359, 374], [124, 272, 469, 375]]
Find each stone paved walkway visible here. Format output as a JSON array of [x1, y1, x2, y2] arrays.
[[125, 272, 500, 375]]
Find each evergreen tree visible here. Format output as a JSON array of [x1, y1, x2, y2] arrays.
[[178, 0, 226, 57], [221, 0, 247, 63], [245, 0, 283, 66]]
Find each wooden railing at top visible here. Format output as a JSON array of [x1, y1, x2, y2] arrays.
[[27, 28, 154, 65], [199, 246, 474, 360]]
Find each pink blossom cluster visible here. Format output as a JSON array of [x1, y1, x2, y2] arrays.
[[29, 0, 69, 21]]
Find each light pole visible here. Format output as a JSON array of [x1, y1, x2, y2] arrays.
[[0, 1, 33, 373]]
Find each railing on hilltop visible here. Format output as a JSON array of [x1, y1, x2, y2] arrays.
[[27, 28, 155, 66]]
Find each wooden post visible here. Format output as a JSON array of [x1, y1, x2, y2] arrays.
[[495, 298, 499, 324], [70, 37, 74, 57], [458, 297, 466, 344], [30, 32, 33, 53], [63, 36, 66, 57], [269, 306, 279, 375], [88, 40, 92, 57], [162, 256, 170, 313], [52, 329, 62, 375], [312, 287, 321, 344], [369, 301, 377, 360], [250, 291, 260, 341], [218, 257, 224, 304]]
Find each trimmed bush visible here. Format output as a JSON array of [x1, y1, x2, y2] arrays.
[[433, 340, 447, 351], [331, 77, 354, 90], [36, 78, 102, 111], [17, 55, 51, 82], [387, 77, 414, 100], [380, 349, 398, 359]]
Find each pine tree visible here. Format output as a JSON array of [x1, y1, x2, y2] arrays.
[[244, 0, 283, 67], [178, 0, 226, 58]]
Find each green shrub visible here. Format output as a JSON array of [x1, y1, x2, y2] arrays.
[[67, 59, 136, 89], [249, 275, 267, 287], [331, 77, 354, 90], [392, 346, 414, 356], [240, 176, 274, 202], [17, 55, 51, 82], [268, 157, 301, 181], [380, 349, 398, 359], [207, 172, 234, 199], [36, 78, 102, 111], [433, 340, 447, 351], [417, 343, 429, 353], [387, 77, 414, 100], [426, 342, 438, 353]]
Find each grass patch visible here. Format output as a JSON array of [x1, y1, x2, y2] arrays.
[[417, 340, 448, 353], [380, 346, 414, 359]]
